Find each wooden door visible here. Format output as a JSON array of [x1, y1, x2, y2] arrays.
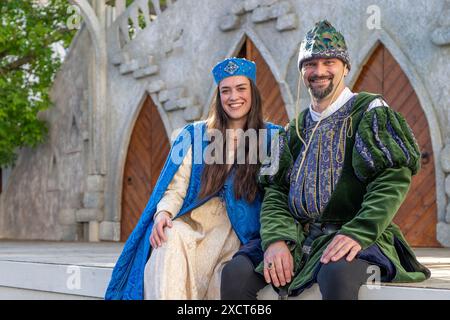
[[239, 38, 289, 126], [353, 43, 439, 247], [121, 96, 170, 241]]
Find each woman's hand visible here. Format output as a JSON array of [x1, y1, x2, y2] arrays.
[[150, 211, 173, 249]]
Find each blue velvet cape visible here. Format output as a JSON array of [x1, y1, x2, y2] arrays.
[[105, 121, 281, 300]]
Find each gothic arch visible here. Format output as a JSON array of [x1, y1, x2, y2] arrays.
[[116, 93, 171, 240], [203, 27, 295, 121], [352, 35, 443, 246], [349, 30, 443, 165]]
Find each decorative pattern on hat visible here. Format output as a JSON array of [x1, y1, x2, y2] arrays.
[[297, 20, 351, 70], [212, 57, 257, 85]]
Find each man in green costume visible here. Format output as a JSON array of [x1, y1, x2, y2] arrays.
[[220, 20, 430, 300]]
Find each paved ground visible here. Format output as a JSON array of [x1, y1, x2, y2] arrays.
[[0, 241, 449, 290]]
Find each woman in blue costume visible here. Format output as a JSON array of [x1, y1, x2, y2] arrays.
[[105, 57, 281, 299]]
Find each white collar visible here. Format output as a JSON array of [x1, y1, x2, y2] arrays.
[[309, 87, 356, 121]]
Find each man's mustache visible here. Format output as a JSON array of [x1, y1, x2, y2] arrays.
[[308, 75, 334, 81]]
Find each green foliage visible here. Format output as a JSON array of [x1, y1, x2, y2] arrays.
[[0, 0, 77, 167]]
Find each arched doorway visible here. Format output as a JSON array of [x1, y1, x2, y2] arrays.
[[238, 38, 289, 126], [353, 43, 439, 247], [120, 96, 170, 241]]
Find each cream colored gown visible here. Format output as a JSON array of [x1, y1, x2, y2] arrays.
[[143, 148, 241, 300]]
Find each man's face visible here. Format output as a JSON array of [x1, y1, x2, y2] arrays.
[[301, 58, 347, 100]]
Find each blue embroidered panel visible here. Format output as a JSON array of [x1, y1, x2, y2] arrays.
[[386, 117, 410, 165], [289, 96, 356, 221], [372, 113, 394, 167]]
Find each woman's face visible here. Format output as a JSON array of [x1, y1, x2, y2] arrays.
[[218, 76, 252, 123]]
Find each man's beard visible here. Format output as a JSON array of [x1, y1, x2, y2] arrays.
[[308, 76, 334, 100]]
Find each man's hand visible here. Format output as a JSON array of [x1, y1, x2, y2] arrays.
[[263, 240, 294, 287], [320, 234, 361, 264], [150, 211, 173, 249]]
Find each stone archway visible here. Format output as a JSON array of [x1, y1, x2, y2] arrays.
[[353, 43, 440, 247], [238, 37, 289, 126], [120, 95, 170, 241]]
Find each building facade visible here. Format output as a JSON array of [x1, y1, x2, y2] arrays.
[[1, 0, 450, 246]]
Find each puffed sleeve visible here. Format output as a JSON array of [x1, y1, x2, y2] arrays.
[[155, 147, 192, 219], [352, 106, 421, 182], [338, 107, 421, 249]]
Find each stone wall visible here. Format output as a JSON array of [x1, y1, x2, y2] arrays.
[[0, 27, 91, 240]]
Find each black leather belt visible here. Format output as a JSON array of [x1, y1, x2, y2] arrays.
[[302, 222, 342, 256], [276, 222, 342, 300]]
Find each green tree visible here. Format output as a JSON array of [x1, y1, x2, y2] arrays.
[[0, 0, 77, 167]]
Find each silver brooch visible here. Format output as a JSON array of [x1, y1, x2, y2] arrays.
[[224, 61, 239, 74]]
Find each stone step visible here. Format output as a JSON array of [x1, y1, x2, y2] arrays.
[[0, 241, 119, 300], [1, 257, 450, 300], [0, 260, 109, 299], [0, 242, 449, 300], [258, 282, 450, 300]]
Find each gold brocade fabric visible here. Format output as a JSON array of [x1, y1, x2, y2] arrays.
[[144, 148, 240, 300]]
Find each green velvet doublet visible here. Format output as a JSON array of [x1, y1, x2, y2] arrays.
[[257, 92, 431, 296]]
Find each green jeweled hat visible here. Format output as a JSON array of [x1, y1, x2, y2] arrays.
[[297, 20, 350, 70]]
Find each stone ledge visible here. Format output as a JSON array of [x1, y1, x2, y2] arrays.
[[258, 283, 450, 300], [147, 80, 166, 94], [158, 87, 187, 104], [163, 99, 179, 111], [0, 260, 111, 299], [76, 209, 103, 222], [252, 6, 273, 23], [136, 55, 155, 68], [0, 244, 448, 300], [220, 0, 298, 32], [177, 96, 197, 109], [270, 1, 292, 18], [133, 65, 159, 79], [2, 258, 449, 300], [244, 0, 260, 12], [110, 51, 129, 66], [276, 13, 298, 31], [119, 60, 139, 75], [431, 26, 450, 46]]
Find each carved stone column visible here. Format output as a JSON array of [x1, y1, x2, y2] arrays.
[[69, 0, 108, 241]]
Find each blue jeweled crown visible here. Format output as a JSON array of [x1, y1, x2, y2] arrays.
[[212, 57, 256, 85]]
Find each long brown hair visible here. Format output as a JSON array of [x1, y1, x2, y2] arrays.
[[198, 80, 265, 202]]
